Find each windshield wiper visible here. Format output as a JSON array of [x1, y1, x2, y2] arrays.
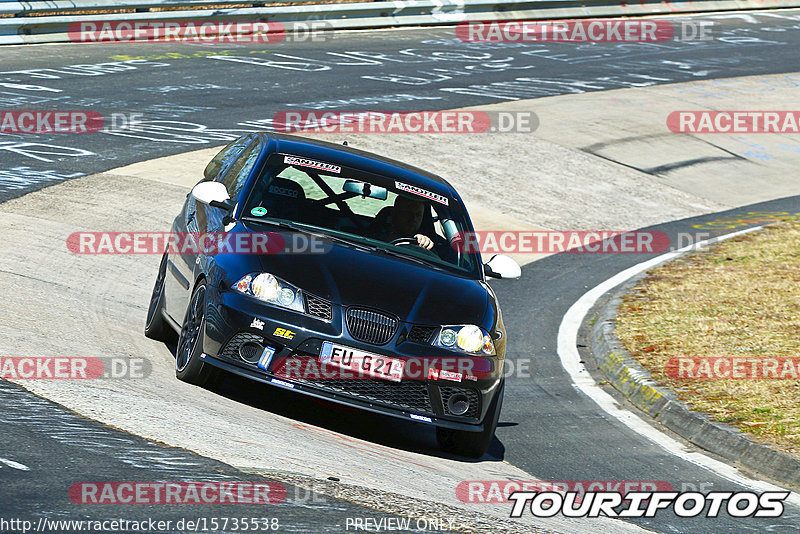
[[374, 246, 446, 270], [240, 217, 296, 231], [321, 233, 376, 253]]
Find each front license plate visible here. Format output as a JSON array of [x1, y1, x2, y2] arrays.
[[320, 342, 405, 382]]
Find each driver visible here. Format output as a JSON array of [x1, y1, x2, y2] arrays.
[[372, 195, 434, 250]]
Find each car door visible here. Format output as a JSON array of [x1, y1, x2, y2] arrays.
[[163, 135, 255, 324]]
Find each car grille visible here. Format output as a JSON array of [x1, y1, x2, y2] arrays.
[[407, 325, 438, 344], [291, 371, 433, 414], [439, 385, 481, 419], [346, 307, 398, 345], [304, 293, 333, 321]]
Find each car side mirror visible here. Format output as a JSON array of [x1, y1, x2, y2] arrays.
[[191, 181, 234, 211], [484, 254, 521, 279]]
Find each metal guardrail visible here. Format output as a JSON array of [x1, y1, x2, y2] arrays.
[[0, 1, 272, 16], [1, 0, 799, 44]]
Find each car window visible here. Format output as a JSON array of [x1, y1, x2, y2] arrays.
[[221, 142, 260, 201], [242, 153, 481, 278], [276, 167, 327, 200], [203, 136, 251, 181], [275, 167, 398, 217], [432, 211, 448, 241]]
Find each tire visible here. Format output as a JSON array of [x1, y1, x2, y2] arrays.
[[436, 379, 504, 459], [175, 280, 219, 386], [144, 252, 175, 342]]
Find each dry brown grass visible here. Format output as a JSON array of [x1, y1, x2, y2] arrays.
[[616, 218, 800, 457]]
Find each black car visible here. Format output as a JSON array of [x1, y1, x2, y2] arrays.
[[145, 133, 521, 457]]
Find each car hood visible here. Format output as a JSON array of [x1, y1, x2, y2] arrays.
[[245, 229, 489, 325]]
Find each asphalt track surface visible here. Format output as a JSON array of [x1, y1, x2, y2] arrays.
[[1, 10, 800, 201], [2, 9, 800, 534], [0, 380, 425, 533]]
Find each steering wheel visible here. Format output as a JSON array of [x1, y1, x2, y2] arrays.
[[390, 237, 421, 247], [389, 237, 442, 260]]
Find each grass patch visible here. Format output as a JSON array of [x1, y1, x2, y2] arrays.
[[616, 218, 800, 457]]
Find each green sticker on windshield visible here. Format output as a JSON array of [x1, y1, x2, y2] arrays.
[[250, 207, 267, 217]]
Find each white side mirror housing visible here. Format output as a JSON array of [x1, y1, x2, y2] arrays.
[[191, 181, 230, 207], [484, 254, 521, 279]]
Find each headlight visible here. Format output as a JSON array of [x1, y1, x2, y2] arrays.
[[252, 273, 279, 301], [435, 325, 495, 355], [233, 273, 304, 312]]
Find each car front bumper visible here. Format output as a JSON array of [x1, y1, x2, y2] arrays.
[[200, 289, 504, 432]]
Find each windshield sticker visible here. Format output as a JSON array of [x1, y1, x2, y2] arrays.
[[268, 185, 299, 198], [250, 207, 267, 216], [395, 181, 449, 206], [284, 155, 341, 174]]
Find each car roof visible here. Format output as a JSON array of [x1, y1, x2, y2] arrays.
[[257, 132, 459, 199]]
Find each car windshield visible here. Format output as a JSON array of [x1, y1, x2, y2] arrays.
[[241, 152, 481, 278]]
